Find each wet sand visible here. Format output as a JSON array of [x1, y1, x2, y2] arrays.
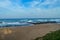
[[0, 23, 60, 40]]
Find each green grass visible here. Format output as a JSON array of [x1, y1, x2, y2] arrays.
[[35, 30, 60, 40]]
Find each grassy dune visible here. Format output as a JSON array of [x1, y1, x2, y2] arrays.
[[0, 24, 60, 40], [35, 30, 60, 40]]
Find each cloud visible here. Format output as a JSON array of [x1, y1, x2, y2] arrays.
[[0, 0, 10, 8], [0, 0, 60, 10], [40, 0, 60, 8], [22, 0, 60, 8], [0, 0, 60, 18]]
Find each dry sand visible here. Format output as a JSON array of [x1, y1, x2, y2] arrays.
[[0, 23, 60, 40]]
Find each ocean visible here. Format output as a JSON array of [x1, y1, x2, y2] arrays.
[[0, 18, 60, 27]]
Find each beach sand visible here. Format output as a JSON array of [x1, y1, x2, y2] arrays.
[[0, 23, 60, 40]]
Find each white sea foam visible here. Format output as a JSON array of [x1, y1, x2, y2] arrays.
[[7, 22, 20, 24], [27, 20, 33, 22]]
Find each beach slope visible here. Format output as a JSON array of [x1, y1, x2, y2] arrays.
[[0, 24, 60, 40]]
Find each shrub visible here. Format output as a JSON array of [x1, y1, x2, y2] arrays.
[[35, 30, 60, 40]]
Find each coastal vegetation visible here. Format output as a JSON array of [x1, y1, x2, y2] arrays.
[[34, 30, 60, 40]]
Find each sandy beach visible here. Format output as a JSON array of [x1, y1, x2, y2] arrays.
[[0, 23, 60, 40]]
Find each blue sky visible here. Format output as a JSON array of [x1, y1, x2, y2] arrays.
[[0, 0, 60, 18]]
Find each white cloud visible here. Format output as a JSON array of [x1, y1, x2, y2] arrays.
[[0, 0, 12, 7], [26, 0, 60, 8], [0, 0, 60, 18], [0, 0, 24, 12]]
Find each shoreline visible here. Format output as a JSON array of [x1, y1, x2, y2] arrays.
[[0, 23, 60, 40]]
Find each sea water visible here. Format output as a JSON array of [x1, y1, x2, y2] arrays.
[[0, 18, 60, 27]]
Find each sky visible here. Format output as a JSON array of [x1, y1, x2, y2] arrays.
[[0, 0, 60, 18]]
